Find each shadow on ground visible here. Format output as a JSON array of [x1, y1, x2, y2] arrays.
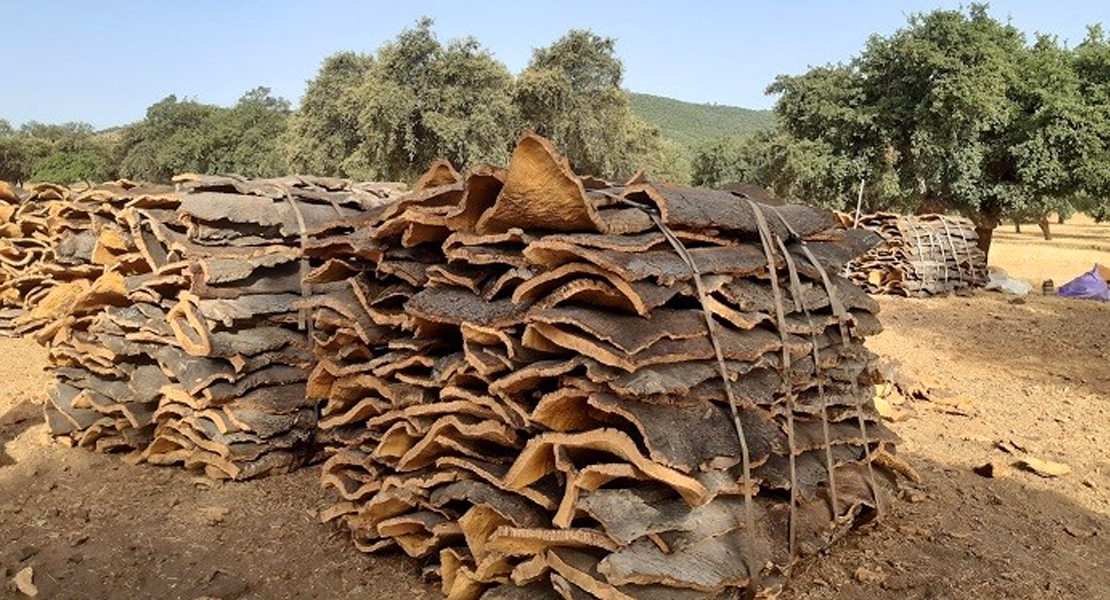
[[785, 452, 1110, 599], [1, 441, 1108, 599], [0, 449, 440, 600], [0, 398, 38, 467]]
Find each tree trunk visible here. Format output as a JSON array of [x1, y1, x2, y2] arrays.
[[975, 226, 994, 261], [1014, 220, 1022, 233], [966, 205, 1002, 263], [1038, 214, 1052, 241], [1058, 214, 1066, 225]]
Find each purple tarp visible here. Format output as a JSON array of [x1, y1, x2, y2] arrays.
[[1057, 265, 1110, 302]]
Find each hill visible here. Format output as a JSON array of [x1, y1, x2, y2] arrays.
[[629, 92, 775, 149]]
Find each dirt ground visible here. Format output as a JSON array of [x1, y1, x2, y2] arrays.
[[3, 217, 1110, 599]]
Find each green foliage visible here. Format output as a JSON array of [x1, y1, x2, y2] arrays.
[[514, 30, 660, 179], [763, 60, 909, 212], [1073, 26, 1110, 202], [630, 94, 772, 183], [283, 52, 375, 177], [692, 131, 866, 210], [637, 137, 692, 184], [629, 93, 774, 150], [210, 87, 291, 178], [286, 21, 670, 183], [0, 119, 31, 183], [753, 132, 861, 209], [997, 34, 1100, 224], [119, 96, 223, 182], [860, 5, 1027, 225], [119, 89, 291, 182], [828, 5, 1023, 218], [1072, 193, 1110, 222], [742, 3, 1110, 256], [0, 121, 118, 184], [347, 18, 516, 181], [691, 136, 754, 187], [767, 65, 871, 154], [30, 149, 110, 183]]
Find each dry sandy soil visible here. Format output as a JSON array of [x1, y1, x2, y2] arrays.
[[2, 218, 1110, 600]]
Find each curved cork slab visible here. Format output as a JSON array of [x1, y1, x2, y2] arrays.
[[412, 158, 461, 191], [321, 449, 383, 501], [443, 163, 506, 231], [623, 183, 834, 239], [586, 393, 784, 473], [476, 134, 605, 234], [513, 263, 678, 317], [503, 429, 709, 507]]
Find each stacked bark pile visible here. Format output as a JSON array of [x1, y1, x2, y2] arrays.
[[0, 181, 39, 332], [0, 180, 177, 336], [309, 134, 912, 599], [17, 180, 181, 338], [38, 180, 182, 454], [842, 213, 987, 296], [40, 174, 405, 480], [0, 182, 74, 334]]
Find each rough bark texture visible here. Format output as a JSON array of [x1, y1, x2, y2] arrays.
[[306, 133, 911, 599], [8, 133, 911, 597], [975, 226, 994, 262], [843, 213, 988, 297], [18, 175, 405, 480]]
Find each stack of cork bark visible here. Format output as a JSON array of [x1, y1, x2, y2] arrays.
[[310, 135, 914, 599], [38, 180, 181, 454], [40, 174, 404, 480], [0, 182, 77, 334], [0, 180, 182, 336], [842, 213, 987, 296], [0, 181, 44, 333]]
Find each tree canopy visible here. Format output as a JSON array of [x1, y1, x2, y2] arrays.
[[285, 20, 670, 182], [857, 4, 1027, 233], [118, 95, 223, 182], [696, 4, 1110, 255], [209, 87, 291, 178], [8, 19, 683, 186], [283, 51, 375, 178], [346, 18, 517, 181], [0, 121, 118, 185], [693, 131, 864, 208], [515, 30, 662, 179], [118, 88, 290, 182], [1073, 25, 1110, 200], [0, 120, 33, 184]]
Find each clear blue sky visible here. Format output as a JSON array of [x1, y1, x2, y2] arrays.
[[1, 1, 1104, 130]]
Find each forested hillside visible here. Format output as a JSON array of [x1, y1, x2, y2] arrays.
[[629, 92, 774, 148]]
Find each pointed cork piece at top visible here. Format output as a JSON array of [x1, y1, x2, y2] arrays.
[[475, 134, 605, 235], [412, 158, 462, 191]]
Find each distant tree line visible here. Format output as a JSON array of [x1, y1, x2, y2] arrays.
[[692, 4, 1110, 255], [3, 8, 1108, 256], [0, 87, 292, 186], [0, 19, 679, 187], [0, 120, 118, 184]]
